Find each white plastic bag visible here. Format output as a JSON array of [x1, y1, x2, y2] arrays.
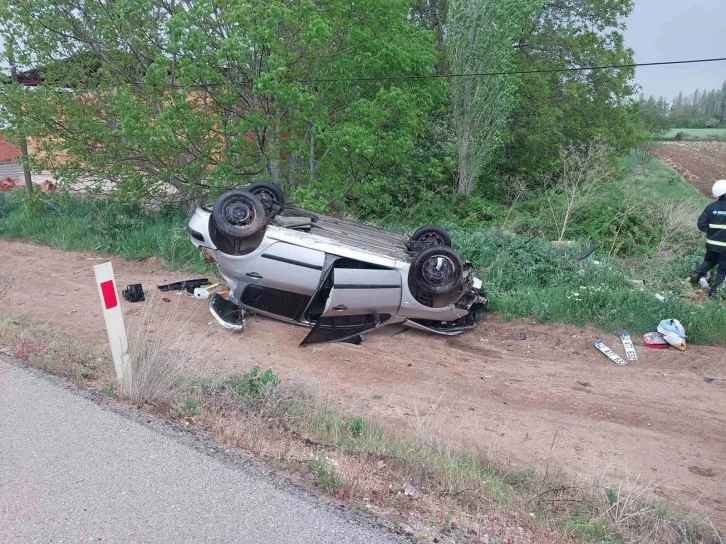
[[657, 319, 687, 351]]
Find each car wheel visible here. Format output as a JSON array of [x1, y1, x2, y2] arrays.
[[247, 181, 285, 217], [212, 190, 267, 240], [411, 246, 463, 295], [410, 225, 452, 248]]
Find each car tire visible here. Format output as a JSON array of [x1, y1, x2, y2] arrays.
[[212, 190, 267, 240], [410, 225, 452, 248], [411, 246, 464, 295], [247, 181, 285, 217]]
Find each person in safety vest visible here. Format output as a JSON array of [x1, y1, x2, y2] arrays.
[[691, 179, 726, 297]]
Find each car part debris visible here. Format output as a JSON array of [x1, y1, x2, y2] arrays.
[[699, 277, 710, 289], [593, 340, 628, 366], [122, 283, 145, 303], [573, 243, 597, 262], [704, 377, 715, 384], [157, 278, 210, 294], [193, 282, 221, 300], [208, 292, 245, 331], [654, 293, 666, 303], [619, 332, 637, 361]]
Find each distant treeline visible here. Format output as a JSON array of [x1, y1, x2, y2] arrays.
[[640, 82, 726, 129]]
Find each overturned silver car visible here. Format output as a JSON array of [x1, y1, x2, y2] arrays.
[[187, 182, 486, 345]]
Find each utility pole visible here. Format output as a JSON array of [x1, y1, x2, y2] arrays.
[[8, 43, 34, 195]]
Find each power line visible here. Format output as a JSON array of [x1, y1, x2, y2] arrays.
[[4, 56, 725, 87], [299, 57, 726, 83]]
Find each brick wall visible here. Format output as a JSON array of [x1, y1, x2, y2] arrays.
[[0, 136, 21, 163]]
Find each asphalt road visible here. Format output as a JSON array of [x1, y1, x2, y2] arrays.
[[0, 360, 402, 544]]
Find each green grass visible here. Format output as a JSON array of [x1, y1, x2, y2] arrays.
[[618, 154, 710, 204], [0, 191, 211, 272], [663, 128, 726, 140]]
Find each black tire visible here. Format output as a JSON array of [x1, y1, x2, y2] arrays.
[[212, 190, 267, 240], [410, 225, 452, 248], [411, 246, 464, 295], [247, 181, 285, 217]]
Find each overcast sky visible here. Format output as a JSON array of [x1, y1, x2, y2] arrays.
[[624, 0, 726, 100]]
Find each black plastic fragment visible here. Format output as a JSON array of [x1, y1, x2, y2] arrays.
[[122, 283, 145, 303], [157, 278, 210, 294]]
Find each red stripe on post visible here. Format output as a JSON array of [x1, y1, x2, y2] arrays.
[[100, 280, 118, 310]]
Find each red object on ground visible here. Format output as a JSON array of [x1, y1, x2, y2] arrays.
[[0, 177, 18, 191], [100, 280, 118, 310], [643, 332, 670, 349]]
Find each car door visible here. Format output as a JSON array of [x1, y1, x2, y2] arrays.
[[239, 242, 324, 322], [300, 268, 402, 345]]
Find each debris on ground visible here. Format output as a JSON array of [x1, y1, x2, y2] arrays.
[[643, 320, 687, 351], [643, 332, 670, 349], [157, 278, 210, 294], [518, 330, 527, 341], [657, 319, 687, 351], [208, 292, 245, 331], [401, 482, 422, 500], [654, 293, 667, 303], [0, 177, 18, 191], [122, 283, 145, 303], [703, 377, 715, 384], [593, 340, 628, 366], [192, 282, 221, 300], [619, 332, 637, 361]]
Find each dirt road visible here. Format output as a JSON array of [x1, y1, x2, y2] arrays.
[[1, 240, 725, 524]]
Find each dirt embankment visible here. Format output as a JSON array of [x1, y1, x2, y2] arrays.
[[1, 240, 725, 524]]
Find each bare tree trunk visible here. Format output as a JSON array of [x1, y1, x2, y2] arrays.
[[309, 132, 315, 183], [288, 151, 298, 186], [267, 120, 280, 184], [457, 126, 470, 193], [18, 138, 33, 194], [9, 49, 33, 195]]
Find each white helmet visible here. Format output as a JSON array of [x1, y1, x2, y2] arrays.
[[713, 180, 726, 198]]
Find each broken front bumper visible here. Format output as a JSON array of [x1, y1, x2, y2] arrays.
[[208, 293, 246, 332]]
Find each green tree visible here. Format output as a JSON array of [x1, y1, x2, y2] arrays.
[[499, 0, 638, 180], [0, 0, 439, 206], [445, 0, 537, 194]]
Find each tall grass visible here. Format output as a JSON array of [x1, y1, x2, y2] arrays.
[[0, 191, 210, 271], [454, 230, 726, 344]]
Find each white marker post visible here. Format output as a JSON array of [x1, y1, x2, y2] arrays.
[[94, 262, 132, 395]]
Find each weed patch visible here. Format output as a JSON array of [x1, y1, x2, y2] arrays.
[[312, 458, 344, 496], [0, 191, 212, 272]]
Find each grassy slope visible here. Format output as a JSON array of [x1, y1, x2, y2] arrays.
[[0, 156, 724, 344]]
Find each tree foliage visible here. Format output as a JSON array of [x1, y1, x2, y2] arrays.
[[0, 0, 440, 205], [445, 0, 537, 194], [499, 0, 638, 180], [670, 83, 726, 126]]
